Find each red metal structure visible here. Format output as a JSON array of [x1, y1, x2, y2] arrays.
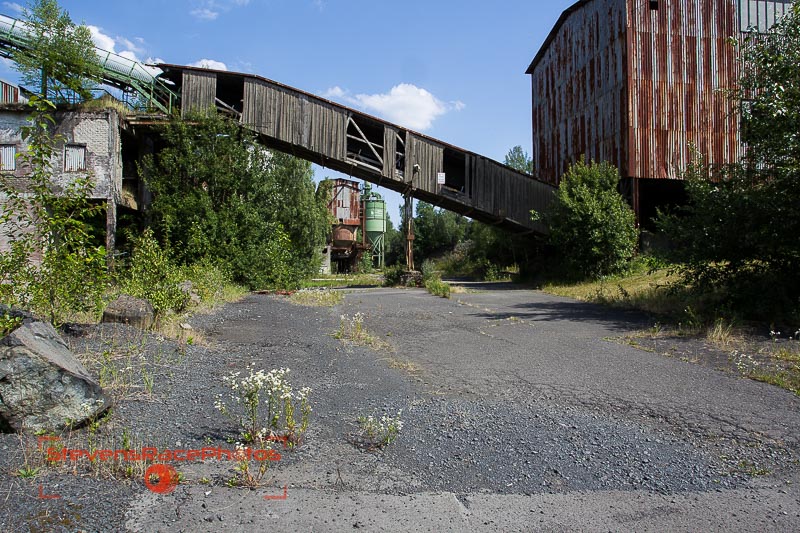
[[527, 0, 793, 225], [325, 178, 365, 272]]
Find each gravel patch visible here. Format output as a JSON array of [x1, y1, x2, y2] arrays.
[[1, 291, 798, 531]]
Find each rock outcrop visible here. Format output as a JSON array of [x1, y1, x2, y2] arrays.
[[0, 315, 110, 432]]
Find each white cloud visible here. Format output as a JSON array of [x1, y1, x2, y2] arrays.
[[189, 58, 228, 71], [191, 7, 219, 21], [191, 0, 250, 21], [323, 84, 465, 131], [3, 2, 23, 14], [117, 37, 145, 55], [87, 25, 163, 76], [321, 86, 345, 99], [88, 25, 116, 52], [89, 25, 151, 61]]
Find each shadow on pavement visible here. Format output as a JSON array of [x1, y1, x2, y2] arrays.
[[467, 299, 652, 333]]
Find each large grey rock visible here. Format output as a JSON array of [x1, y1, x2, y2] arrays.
[[102, 294, 155, 330], [0, 319, 110, 432]]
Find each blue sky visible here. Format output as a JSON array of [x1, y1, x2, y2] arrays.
[[0, 0, 575, 223]]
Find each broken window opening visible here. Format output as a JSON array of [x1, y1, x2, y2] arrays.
[[346, 115, 384, 173], [395, 131, 406, 179], [442, 148, 467, 195]]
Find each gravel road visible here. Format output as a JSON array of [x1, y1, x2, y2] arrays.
[[1, 284, 798, 531]]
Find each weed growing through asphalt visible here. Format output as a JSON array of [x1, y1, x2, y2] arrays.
[[215, 366, 312, 446], [226, 443, 273, 488], [355, 410, 404, 448], [425, 278, 451, 298], [335, 312, 378, 345], [289, 288, 343, 307]]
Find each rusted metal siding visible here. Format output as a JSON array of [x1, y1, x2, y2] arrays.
[[328, 178, 361, 226], [529, 0, 629, 185], [627, 0, 742, 180], [181, 71, 217, 116]]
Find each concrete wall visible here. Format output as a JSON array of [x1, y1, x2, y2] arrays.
[[0, 106, 122, 253]]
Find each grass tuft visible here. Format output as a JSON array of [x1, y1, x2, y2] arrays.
[[289, 288, 343, 307]]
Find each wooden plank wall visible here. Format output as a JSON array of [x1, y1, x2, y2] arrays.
[[242, 79, 346, 160], [467, 155, 552, 229], [176, 68, 553, 232], [382, 125, 399, 179], [406, 134, 443, 192], [181, 71, 217, 117]]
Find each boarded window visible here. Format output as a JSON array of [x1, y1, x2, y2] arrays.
[[64, 144, 87, 172], [739, 0, 793, 32], [0, 144, 16, 171]]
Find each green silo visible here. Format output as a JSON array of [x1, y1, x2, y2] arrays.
[[362, 184, 386, 268]]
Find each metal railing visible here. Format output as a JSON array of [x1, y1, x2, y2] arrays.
[[0, 13, 178, 113]]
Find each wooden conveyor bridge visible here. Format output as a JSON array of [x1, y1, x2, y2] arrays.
[[0, 13, 553, 233]]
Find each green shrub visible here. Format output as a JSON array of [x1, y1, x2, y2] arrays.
[[118, 229, 186, 315], [383, 265, 405, 287], [546, 159, 638, 279], [180, 260, 233, 304], [425, 278, 450, 298], [420, 259, 438, 284]]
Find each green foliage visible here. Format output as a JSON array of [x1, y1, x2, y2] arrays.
[[179, 259, 232, 305], [382, 264, 405, 287], [425, 278, 451, 299], [546, 158, 638, 279], [657, 3, 800, 321], [357, 252, 374, 274], [11, 0, 100, 100], [117, 228, 186, 315], [0, 96, 108, 326], [504, 145, 534, 175], [384, 211, 406, 267], [0, 311, 22, 337], [142, 114, 328, 290], [412, 202, 468, 263]]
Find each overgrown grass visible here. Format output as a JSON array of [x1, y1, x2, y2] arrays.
[[289, 288, 343, 307], [334, 312, 389, 350], [734, 341, 800, 396], [542, 265, 683, 316], [302, 274, 383, 289]]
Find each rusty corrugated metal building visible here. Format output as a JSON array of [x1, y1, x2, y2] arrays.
[[527, 0, 793, 224]]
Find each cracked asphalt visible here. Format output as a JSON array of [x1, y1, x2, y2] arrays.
[[3, 284, 799, 531]]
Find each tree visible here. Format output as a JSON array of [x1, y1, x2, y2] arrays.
[[657, 2, 800, 319], [504, 145, 534, 175], [142, 114, 329, 289], [547, 159, 637, 278], [412, 202, 468, 262], [0, 96, 107, 325], [11, 0, 100, 100]]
